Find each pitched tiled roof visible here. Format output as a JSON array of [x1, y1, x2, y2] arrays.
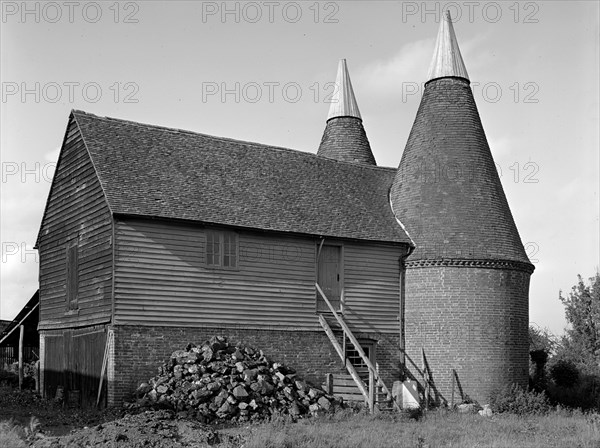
[[72, 110, 411, 245]]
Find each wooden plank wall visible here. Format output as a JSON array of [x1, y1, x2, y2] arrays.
[[38, 117, 113, 330], [114, 218, 403, 333], [343, 243, 402, 333], [41, 327, 107, 407], [43, 335, 63, 399], [73, 327, 107, 407], [114, 219, 317, 328]]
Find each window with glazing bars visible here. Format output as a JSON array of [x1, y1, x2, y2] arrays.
[[206, 230, 238, 268], [345, 345, 370, 369]]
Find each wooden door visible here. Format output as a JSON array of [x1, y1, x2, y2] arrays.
[[43, 335, 64, 400], [317, 245, 342, 312], [74, 329, 107, 408]]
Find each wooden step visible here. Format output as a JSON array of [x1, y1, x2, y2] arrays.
[[333, 385, 363, 394], [317, 308, 400, 413], [336, 393, 367, 402], [331, 377, 366, 387]]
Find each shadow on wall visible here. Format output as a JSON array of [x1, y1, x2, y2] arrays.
[[43, 369, 106, 408], [401, 349, 470, 407], [43, 327, 108, 408]]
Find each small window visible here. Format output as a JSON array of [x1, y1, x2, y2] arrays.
[[206, 230, 238, 268], [346, 345, 370, 369], [66, 241, 79, 310]]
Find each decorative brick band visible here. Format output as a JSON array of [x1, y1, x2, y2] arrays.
[[405, 258, 535, 274]]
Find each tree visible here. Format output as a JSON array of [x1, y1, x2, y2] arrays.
[[558, 272, 600, 373], [528, 324, 558, 391], [529, 324, 559, 355]]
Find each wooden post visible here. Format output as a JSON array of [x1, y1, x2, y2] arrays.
[[421, 348, 428, 410], [325, 373, 333, 395], [450, 369, 455, 407], [398, 255, 407, 376], [18, 325, 24, 389], [369, 369, 375, 413], [425, 372, 430, 410], [97, 331, 112, 407]]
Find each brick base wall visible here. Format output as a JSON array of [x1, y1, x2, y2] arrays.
[[404, 266, 530, 404], [109, 325, 401, 406]]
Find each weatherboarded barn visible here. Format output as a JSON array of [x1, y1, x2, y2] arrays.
[[35, 15, 533, 409], [36, 107, 413, 407]]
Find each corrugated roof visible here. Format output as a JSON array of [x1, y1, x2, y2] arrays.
[[72, 110, 412, 245], [427, 11, 469, 82], [327, 59, 362, 120]]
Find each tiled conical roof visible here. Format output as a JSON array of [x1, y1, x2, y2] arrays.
[[391, 24, 531, 266], [427, 11, 469, 82], [318, 60, 376, 165]]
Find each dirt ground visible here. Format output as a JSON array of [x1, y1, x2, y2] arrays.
[[0, 386, 249, 447]]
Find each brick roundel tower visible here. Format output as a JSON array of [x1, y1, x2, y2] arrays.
[[390, 12, 535, 403]]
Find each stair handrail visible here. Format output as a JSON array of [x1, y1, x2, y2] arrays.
[[316, 282, 401, 412], [318, 314, 372, 410]]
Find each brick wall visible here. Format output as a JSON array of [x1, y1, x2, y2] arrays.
[[404, 265, 530, 404], [109, 324, 401, 406]]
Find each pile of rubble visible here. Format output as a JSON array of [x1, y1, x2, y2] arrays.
[[132, 336, 340, 422]]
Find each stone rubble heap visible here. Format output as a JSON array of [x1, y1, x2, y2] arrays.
[[134, 336, 339, 422]]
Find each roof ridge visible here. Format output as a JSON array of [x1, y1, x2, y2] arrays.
[[72, 110, 393, 173]]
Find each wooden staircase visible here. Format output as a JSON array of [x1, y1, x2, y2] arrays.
[[323, 374, 396, 412], [316, 283, 400, 413]]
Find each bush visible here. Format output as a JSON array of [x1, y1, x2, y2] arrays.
[[0, 370, 18, 387], [549, 359, 580, 387], [489, 384, 551, 415], [547, 373, 600, 411]]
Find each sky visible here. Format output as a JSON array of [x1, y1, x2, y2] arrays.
[[0, 1, 598, 336]]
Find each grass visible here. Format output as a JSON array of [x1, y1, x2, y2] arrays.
[[0, 416, 40, 448], [243, 408, 600, 448], [1, 383, 598, 447], [0, 421, 27, 448]]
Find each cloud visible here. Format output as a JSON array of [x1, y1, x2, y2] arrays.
[[352, 31, 492, 109], [355, 38, 434, 102]]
